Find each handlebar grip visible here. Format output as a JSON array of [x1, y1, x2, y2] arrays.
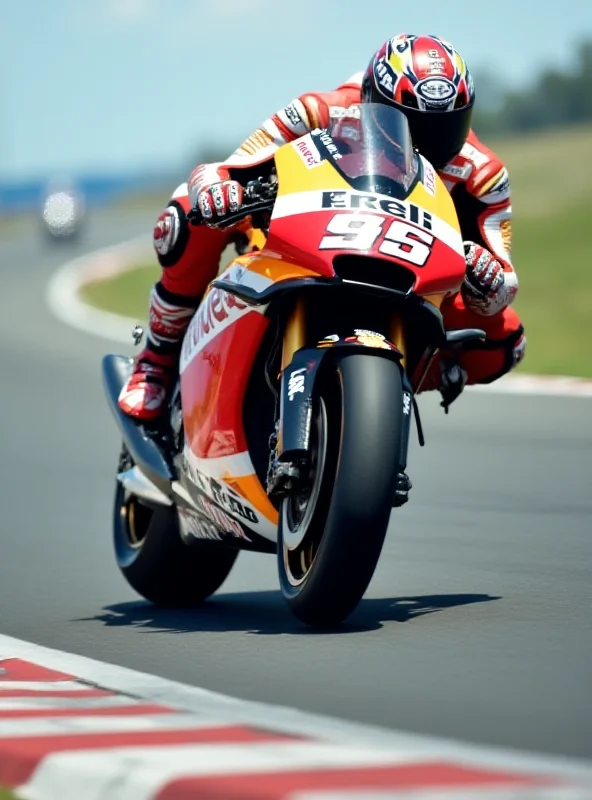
[[187, 195, 275, 228], [213, 199, 275, 229]]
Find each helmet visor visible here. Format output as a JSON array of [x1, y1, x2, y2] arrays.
[[403, 102, 474, 169]]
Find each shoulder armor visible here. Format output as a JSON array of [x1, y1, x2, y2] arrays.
[[461, 131, 508, 200]]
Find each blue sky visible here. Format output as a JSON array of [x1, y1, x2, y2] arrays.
[[3, 0, 592, 181]]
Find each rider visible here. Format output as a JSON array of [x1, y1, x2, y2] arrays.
[[119, 33, 525, 421]]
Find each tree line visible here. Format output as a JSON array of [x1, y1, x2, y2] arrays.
[[473, 40, 592, 136], [190, 40, 592, 168]]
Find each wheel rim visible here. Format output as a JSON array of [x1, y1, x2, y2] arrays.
[[121, 496, 149, 549], [281, 398, 329, 587]]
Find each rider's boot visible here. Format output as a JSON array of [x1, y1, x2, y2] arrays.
[[118, 283, 199, 422], [417, 354, 468, 409], [439, 358, 468, 413]]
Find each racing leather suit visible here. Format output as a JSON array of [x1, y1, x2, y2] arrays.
[[119, 73, 526, 420]]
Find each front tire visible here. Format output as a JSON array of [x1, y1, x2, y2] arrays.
[[278, 352, 404, 627], [114, 450, 238, 607]]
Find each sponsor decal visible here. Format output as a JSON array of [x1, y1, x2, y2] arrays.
[[197, 191, 213, 220], [209, 477, 258, 524], [184, 462, 259, 529], [422, 160, 436, 196], [318, 334, 340, 348], [178, 507, 224, 542], [344, 329, 398, 351], [180, 287, 249, 369], [271, 190, 464, 257], [284, 102, 302, 127], [312, 129, 343, 160], [195, 495, 251, 541], [416, 78, 456, 107], [501, 219, 512, 251], [294, 138, 321, 169], [375, 59, 395, 94], [226, 181, 241, 212], [329, 105, 361, 119], [427, 48, 448, 75], [442, 162, 473, 180], [210, 184, 226, 213], [288, 367, 306, 401], [403, 392, 411, 415], [321, 190, 433, 231]]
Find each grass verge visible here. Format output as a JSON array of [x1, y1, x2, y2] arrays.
[[82, 263, 160, 320]]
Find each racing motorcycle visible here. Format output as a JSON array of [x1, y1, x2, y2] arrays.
[[102, 104, 484, 627]]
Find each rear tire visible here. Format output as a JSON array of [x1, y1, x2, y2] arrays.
[[278, 352, 403, 627], [114, 450, 238, 607]]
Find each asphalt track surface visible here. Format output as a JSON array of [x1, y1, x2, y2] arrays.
[[0, 210, 591, 762]]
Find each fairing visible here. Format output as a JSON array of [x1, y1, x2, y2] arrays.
[[178, 105, 466, 545]]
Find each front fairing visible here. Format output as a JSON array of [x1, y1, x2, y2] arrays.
[[253, 106, 466, 298]]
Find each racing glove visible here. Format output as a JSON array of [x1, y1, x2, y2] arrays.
[[188, 163, 244, 223], [461, 241, 509, 316]]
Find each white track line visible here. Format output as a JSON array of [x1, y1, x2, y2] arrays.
[[45, 236, 592, 398], [1, 634, 591, 783], [46, 235, 150, 345], [21, 743, 430, 800]]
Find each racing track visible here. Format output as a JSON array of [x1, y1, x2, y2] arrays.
[[0, 210, 591, 762]]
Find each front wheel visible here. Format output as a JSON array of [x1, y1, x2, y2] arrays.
[[278, 352, 404, 627]]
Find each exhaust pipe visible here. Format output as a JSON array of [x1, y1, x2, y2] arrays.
[[102, 354, 174, 499], [118, 466, 172, 507]]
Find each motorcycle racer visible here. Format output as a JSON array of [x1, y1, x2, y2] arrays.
[[119, 33, 526, 422]]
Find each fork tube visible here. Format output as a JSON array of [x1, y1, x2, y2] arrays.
[[390, 314, 407, 370], [281, 298, 307, 371]]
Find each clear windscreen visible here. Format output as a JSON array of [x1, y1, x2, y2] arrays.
[[318, 103, 419, 194]]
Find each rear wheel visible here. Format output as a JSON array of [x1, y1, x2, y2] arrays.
[[114, 447, 238, 607], [278, 352, 404, 627]]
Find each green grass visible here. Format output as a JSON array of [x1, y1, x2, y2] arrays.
[[83, 263, 160, 319], [511, 201, 592, 376], [490, 123, 592, 219], [81, 245, 237, 320], [81, 124, 592, 378]]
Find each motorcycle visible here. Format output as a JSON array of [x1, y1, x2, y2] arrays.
[[102, 104, 484, 627]]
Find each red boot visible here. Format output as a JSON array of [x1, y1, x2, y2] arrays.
[[118, 283, 199, 422]]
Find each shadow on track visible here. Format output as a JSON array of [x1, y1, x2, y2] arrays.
[[80, 592, 500, 636]]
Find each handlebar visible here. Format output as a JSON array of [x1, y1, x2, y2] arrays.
[[187, 177, 278, 229]]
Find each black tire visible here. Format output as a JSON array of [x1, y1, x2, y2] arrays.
[[114, 463, 238, 608], [278, 352, 403, 627]]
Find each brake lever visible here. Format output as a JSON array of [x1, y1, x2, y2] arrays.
[[211, 199, 275, 230]]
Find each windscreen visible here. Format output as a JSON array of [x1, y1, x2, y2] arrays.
[[316, 103, 419, 195]]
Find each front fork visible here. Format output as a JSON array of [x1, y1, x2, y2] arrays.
[[389, 315, 415, 483], [267, 298, 417, 501]]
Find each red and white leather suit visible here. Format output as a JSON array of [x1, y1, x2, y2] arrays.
[[119, 73, 525, 420]]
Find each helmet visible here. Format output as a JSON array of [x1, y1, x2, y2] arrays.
[[361, 34, 475, 169]]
